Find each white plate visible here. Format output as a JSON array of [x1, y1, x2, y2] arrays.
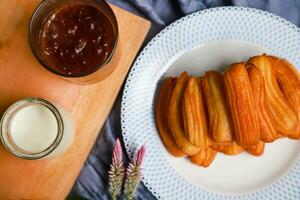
[[121, 7, 300, 200]]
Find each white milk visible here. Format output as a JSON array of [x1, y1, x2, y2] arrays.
[[10, 104, 58, 153], [1, 98, 75, 159]]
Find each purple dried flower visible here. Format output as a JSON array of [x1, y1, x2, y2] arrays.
[[124, 145, 146, 200], [108, 139, 125, 200]]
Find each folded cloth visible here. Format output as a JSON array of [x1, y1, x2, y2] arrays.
[[70, 0, 300, 199]]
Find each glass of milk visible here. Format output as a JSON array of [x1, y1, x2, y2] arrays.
[[0, 98, 74, 159]]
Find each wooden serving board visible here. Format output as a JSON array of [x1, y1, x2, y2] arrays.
[[0, 1, 150, 199]]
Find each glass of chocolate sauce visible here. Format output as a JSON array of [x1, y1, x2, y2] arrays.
[[29, 0, 119, 84]]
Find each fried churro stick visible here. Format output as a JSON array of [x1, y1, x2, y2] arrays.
[[248, 55, 298, 137], [168, 72, 201, 155], [247, 64, 279, 142], [223, 62, 260, 147], [271, 57, 300, 139], [202, 71, 233, 144], [155, 77, 185, 157]]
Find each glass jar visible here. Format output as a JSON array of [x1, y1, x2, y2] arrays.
[[29, 0, 120, 84], [0, 98, 74, 159]]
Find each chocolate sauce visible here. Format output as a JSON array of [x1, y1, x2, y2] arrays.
[[40, 4, 116, 76]]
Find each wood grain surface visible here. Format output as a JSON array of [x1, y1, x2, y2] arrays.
[[0, 0, 150, 199]]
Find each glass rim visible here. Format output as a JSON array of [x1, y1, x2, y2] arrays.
[[28, 0, 119, 78], [0, 98, 64, 160]]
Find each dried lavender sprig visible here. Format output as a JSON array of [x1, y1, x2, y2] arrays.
[[108, 139, 125, 200], [124, 145, 146, 200]]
